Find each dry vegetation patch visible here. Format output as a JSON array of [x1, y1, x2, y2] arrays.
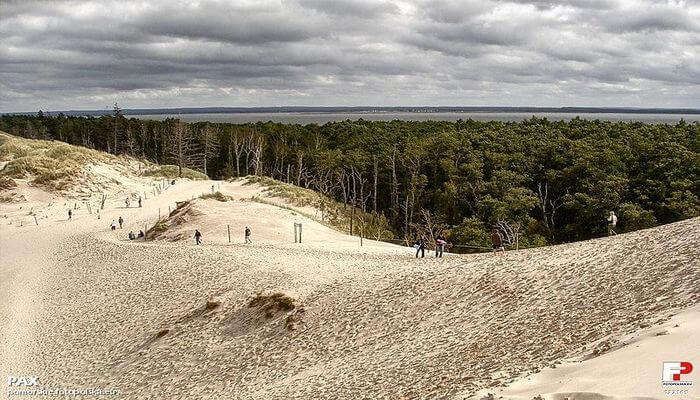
[[143, 165, 208, 180], [199, 191, 231, 202], [244, 175, 394, 241], [145, 200, 203, 241], [0, 132, 118, 192]]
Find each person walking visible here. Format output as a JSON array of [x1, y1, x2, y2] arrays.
[[110, 220, 118, 231], [68, 209, 72, 220], [244, 226, 252, 244], [194, 229, 202, 245], [415, 236, 426, 258], [607, 211, 618, 236], [491, 228, 504, 256], [435, 236, 446, 258], [138, 197, 142, 208], [118, 216, 124, 229]]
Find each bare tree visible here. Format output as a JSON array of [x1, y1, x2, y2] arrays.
[[169, 120, 199, 178], [201, 124, 221, 177], [112, 102, 122, 155], [537, 182, 566, 238], [296, 149, 305, 186], [372, 155, 378, 213], [251, 133, 265, 176]]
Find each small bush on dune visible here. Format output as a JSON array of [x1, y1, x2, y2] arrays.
[[0, 176, 17, 190], [199, 191, 230, 202], [145, 219, 169, 240], [0, 141, 31, 159], [249, 292, 296, 318]]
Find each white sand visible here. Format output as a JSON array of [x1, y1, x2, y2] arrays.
[[1, 165, 698, 399], [477, 306, 700, 400]]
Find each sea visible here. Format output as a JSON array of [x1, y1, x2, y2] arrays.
[[134, 111, 700, 124]]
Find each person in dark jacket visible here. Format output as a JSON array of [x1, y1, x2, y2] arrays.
[[491, 228, 504, 256], [194, 229, 202, 245], [415, 236, 426, 258]]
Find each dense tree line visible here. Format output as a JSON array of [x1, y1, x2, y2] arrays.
[[1, 110, 698, 248]]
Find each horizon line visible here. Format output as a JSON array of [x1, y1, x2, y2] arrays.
[[3, 105, 700, 115]]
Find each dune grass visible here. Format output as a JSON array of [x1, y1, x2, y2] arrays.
[[0, 132, 117, 191], [0, 176, 17, 190], [143, 165, 208, 180], [199, 191, 230, 202], [244, 175, 394, 241]]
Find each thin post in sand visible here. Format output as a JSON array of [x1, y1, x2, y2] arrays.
[[294, 222, 303, 243], [227, 225, 231, 243]]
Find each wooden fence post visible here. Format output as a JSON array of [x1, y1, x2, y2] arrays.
[[227, 225, 231, 243]]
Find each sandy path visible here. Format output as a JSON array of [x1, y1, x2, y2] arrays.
[[0, 179, 212, 382]]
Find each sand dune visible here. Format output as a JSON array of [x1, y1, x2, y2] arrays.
[[1, 147, 699, 399]]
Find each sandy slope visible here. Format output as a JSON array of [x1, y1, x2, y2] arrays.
[[1, 168, 699, 399], [478, 305, 700, 400]]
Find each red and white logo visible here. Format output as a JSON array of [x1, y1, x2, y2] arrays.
[[663, 362, 693, 385]]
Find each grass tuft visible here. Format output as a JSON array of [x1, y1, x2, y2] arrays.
[[199, 191, 230, 202], [249, 292, 296, 319]]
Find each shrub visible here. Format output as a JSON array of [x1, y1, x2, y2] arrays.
[[619, 203, 657, 232], [249, 292, 296, 318], [199, 191, 230, 202], [0, 176, 16, 190]]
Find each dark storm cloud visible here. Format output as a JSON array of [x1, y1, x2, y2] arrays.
[[0, 0, 698, 111]]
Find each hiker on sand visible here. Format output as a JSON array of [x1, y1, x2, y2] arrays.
[[118, 216, 124, 229], [68, 209, 72, 220], [435, 236, 446, 258], [607, 211, 618, 236], [415, 236, 426, 258], [138, 197, 142, 208], [194, 229, 202, 245], [245, 226, 252, 244], [110, 220, 118, 231], [491, 228, 504, 256]]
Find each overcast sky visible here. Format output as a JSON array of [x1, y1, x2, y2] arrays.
[[1, 0, 698, 112]]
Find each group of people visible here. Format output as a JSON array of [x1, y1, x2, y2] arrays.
[[194, 226, 252, 245], [110, 216, 124, 230], [124, 196, 142, 208], [128, 230, 145, 240], [414, 235, 448, 258]]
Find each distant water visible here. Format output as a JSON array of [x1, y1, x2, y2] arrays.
[[135, 111, 700, 124]]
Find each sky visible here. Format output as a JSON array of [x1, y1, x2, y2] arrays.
[[1, 0, 698, 112]]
